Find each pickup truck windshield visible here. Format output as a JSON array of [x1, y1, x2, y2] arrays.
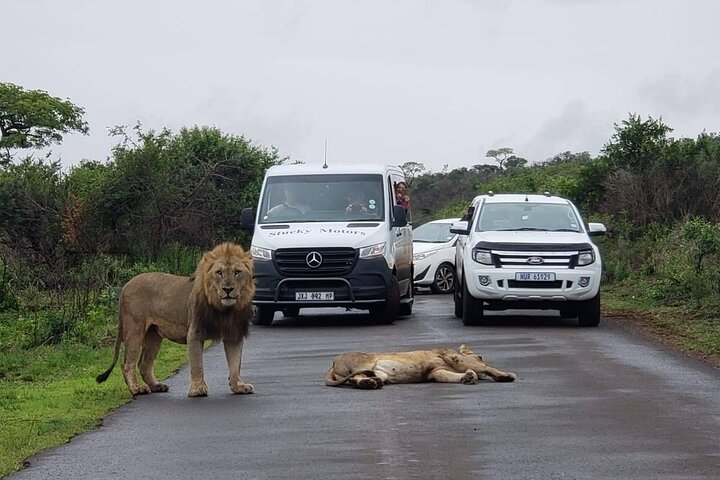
[[476, 203, 581, 232], [259, 174, 385, 224]]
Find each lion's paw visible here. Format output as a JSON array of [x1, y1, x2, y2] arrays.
[[461, 371, 479, 385], [231, 382, 254, 394], [131, 386, 151, 396], [188, 382, 209, 397], [150, 383, 169, 393], [357, 377, 384, 390], [496, 372, 517, 382]]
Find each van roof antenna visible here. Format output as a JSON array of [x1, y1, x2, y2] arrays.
[[323, 139, 328, 169]]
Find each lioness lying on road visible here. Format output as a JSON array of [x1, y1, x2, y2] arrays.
[[325, 344, 516, 389]]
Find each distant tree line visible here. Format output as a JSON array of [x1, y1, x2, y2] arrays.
[[405, 114, 720, 230], [3, 81, 720, 321]]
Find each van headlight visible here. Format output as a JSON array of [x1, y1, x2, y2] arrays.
[[359, 242, 386, 259], [472, 248, 493, 265], [413, 249, 438, 261], [250, 245, 273, 261], [577, 250, 595, 266]]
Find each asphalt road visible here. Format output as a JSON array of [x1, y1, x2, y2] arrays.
[[11, 293, 720, 479]]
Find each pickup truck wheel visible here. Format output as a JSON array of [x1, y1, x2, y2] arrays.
[[431, 263, 455, 294], [252, 306, 275, 326], [370, 277, 400, 324], [462, 281, 484, 326], [577, 293, 601, 327]]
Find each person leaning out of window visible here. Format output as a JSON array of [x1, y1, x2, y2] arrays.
[[395, 181, 410, 210]]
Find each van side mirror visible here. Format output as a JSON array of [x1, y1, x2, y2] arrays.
[[241, 208, 255, 232], [450, 220, 470, 235], [391, 205, 407, 227]]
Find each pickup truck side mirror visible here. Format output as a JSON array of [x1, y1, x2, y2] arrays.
[[587, 222, 607, 237], [391, 205, 408, 227], [450, 220, 470, 235], [240, 208, 255, 232]]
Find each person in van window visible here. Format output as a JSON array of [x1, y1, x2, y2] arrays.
[[394, 181, 410, 210], [267, 184, 311, 217], [345, 190, 369, 215]]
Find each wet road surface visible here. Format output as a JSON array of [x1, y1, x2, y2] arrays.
[[10, 293, 720, 479]]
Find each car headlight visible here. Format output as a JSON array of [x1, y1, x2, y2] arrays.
[[577, 249, 595, 266], [472, 248, 493, 265], [359, 242, 386, 259], [413, 249, 438, 261], [250, 245, 273, 261]]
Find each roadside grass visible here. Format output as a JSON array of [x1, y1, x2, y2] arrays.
[[603, 282, 720, 365], [0, 341, 187, 477]]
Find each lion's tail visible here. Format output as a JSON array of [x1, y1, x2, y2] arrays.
[[96, 301, 124, 384]]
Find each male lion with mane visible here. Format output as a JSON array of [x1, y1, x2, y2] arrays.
[[325, 344, 516, 389], [96, 242, 255, 397]]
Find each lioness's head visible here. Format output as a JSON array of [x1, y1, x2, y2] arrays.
[[459, 344, 484, 362], [195, 242, 255, 310]]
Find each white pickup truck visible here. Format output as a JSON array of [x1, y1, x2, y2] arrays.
[[451, 192, 606, 327]]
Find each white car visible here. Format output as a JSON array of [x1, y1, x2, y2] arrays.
[[452, 193, 606, 326], [412, 218, 460, 294]]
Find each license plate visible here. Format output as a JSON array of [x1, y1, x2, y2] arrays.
[[515, 272, 556, 281], [295, 291, 334, 301]]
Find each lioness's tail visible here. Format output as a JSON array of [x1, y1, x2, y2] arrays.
[[324, 367, 376, 387], [96, 302, 124, 384]]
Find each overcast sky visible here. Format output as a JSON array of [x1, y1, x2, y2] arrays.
[[3, 0, 720, 172]]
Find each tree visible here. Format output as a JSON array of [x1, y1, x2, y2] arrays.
[[601, 114, 672, 173], [0, 83, 89, 163], [543, 151, 593, 165], [87, 124, 283, 257], [400, 161, 426, 187], [485, 147, 527, 170], [504, 156, 528, 170]]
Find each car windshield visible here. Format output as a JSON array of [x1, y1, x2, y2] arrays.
[[259, 174, 385, 224], [413, 222, 455, 243], [476, 203, 581, 232]]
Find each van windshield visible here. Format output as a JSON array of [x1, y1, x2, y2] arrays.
[[259, 174, 385, 224], [476, 203, 582, 232]]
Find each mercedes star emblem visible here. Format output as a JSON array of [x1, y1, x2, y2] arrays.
[[306, 251, 323, 268]]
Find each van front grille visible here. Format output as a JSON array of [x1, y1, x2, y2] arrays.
[[274, 248, 357, 276]]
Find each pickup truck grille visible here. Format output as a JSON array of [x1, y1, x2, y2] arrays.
[[495, 251, 575, 269], [274, 248, 357, 276], [474, 242, 594, 270]]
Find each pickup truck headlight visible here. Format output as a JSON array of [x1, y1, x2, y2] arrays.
[[250, 245, 273, 261], [577, 250, 595, 266], [413, 249, 438, 261], [472, 248, 493, 265], [360, 242, 386, 259]]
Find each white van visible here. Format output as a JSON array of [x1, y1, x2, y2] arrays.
[[241, 163, 413, 326]]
